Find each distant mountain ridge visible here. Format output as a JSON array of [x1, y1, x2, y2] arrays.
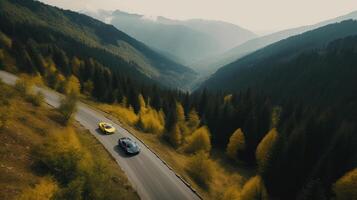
[[196, 10, 357, 76], [83, 9, 257, 72], [0, 0, 197, 90], [200, 20, 357, 103]]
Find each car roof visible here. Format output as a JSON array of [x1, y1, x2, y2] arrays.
[[121, 137, 135, 142]]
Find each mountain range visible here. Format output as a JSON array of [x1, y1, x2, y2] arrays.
[[201, 19, 357, 109], [83, 9, 257, 72], [0, 0, 197, 90], [197, 10, 357, 76]]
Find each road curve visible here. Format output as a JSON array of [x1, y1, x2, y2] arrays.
[[0, 70, 201, 200]]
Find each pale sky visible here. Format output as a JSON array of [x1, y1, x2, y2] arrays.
[[39, 0, 357, 34]]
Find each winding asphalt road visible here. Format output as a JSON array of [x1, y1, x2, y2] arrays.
[[0, 70, 200, 200]]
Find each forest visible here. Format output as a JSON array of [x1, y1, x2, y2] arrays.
[[1, 23, 357, 199], [0, 0, 196, 90], [1, 0, 357, 199]]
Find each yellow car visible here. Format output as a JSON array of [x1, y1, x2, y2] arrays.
[[98, 122, 116, 134]]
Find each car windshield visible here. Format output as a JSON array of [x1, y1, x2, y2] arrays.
[[105, 125, 112, 129], [127, 142, 136, 148]]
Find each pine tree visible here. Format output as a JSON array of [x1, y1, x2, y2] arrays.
[[297, 179, 327, 200], [169, 124, 182, 147], [183, 92, 191, 115], [164, 96, 177, 132], [198, 89, 208, 117], [151, 88, 162, 110], [82, 80, 94, 96], [53, 47, 70, 76]]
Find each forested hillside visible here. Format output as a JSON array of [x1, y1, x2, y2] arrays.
[[199, 11, 357, 75], [202, 20, 357, 95], [194, 21, 357, 199], [1, 1, 356, 199], [0, 0, 196, 91], [0, 77, 138, 200]]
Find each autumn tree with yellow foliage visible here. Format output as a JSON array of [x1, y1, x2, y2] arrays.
[[138, 107, 165, 135], [240, 176, 269, 200], [43, 58, 63, 90], [176, 102, 185, 122], [58, 91, 78, 125], [182, 126, 211, 154], [31, 126, 135, 200], [138, 94, 147, 112], [226, 128, 246, 160], [14, 76, 33, 95], [64, 75, 81, 95], [137, 94, 165, 134], [224, 94, 233, 104], [33, 128, 83, 184], [187, 109, 200, 133], [186, 151, 215, 187], [333, 168, 357, 200], [166, 102, 186, 147], [70, 57, 82, 76], [221, 186, 241, 200], [18, 178, 58, 200], [256, 128, 278, 171], [0, 31, 12, 48], [14, 76, 44, 107]]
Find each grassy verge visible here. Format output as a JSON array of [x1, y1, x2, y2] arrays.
[[86, 101, 255, 199], [0, 83, 138, 200]]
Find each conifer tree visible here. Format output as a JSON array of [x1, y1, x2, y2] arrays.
[[169, 124, 182, 147], [187, 109, 200, 132], [256, 128, 278, 171], [333, 168, 357, 200], [226, 128, 245, 160], [138, 94, 147, 114], [240, 176, 269, 200], [82, 80, 94, 96], [176, 102, 185, 122], [182, 126, 211, 154], [65, 75, 80, 95]]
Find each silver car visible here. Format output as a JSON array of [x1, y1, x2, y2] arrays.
[[118, 137, 141, 155]]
